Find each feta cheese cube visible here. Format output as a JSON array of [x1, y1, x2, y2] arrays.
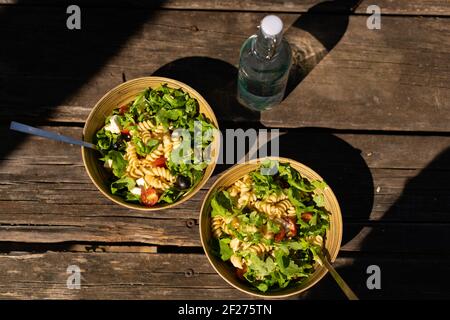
[[105, 115, 121, 134], [104, 159, 113, 169], [136, 178, 146, 187], [130, 187, 142, 196]]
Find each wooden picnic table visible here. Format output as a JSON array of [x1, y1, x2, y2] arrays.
[[0, 0, 449, 299]]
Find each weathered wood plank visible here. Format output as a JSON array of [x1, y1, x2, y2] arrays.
[[164, 0, 450, 16], [266, 15, 450, 131], [1, 126, 450, 251], [1, 0, 449, 16], [0, 9, 448, 131], [0, 252, 252, 299], [0, 251, 448, 299]]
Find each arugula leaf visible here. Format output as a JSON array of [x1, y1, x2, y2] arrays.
[[156, 108, 183, 128], [131, 136, 159, 157], [249, 171, 280, 198], [158, 188, 183, 204], [102, 150, 127, 178], [312, 180, 327, 190], [313, 193, 325, 207], [95, 127, 119, 152], [248, 254, 276, 278], [125, 191, 141, 202], [288, 240, 308, 251], [219, 238, 233, 261], [111, 176, 136, 195], [210, 191, 233, 217], [256, 283, 269, 292]]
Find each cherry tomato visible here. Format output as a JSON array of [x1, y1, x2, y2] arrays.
[[286, 217, 298, 238], [119, 104, 129, 115], [141, 188, 159, 207], [301, 212, 313, 222], [120, 128, 130, 135], [274, 227, 286, 242], [152, 156, 167, 168]]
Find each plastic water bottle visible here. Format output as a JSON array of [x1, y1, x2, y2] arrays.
[[237, 15, 292, 111]]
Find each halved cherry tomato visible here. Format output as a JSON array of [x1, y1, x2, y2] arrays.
[[301, 212, 313, 222], [141, 188, 159, 207], [286, 217, 298, 238], [120, 128, 130, 135], [119, 104, 129, 115], [274, 227, 286, 242], [152, 156, 167, 168]]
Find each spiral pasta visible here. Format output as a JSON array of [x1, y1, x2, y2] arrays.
[[162, 133, 174, 159], [228, 174, 257, 209], [145, 144, 165, 162], [211, 216, 225, 239], [276, 199, 296, 217], [140, 130, 152, 145], [125, 142, 139, 168], [137, 120, 167, 135], [141, 166, 176, 183], [237, 191, 257, 209], [227, 184, 240, 197], [172, 133, 182, 151], [247, 243, 271, 256], [266, 192, 288, 203], [252, 200, 281, 218], [127, 166, 145, 179], [144, 175, 171, 191], [208, 162, 331, 293], [96, 85, 216, 209]]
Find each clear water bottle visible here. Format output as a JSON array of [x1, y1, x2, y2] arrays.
[[237, 15, 292, 111]]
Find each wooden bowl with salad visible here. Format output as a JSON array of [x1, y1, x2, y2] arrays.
[[82, 77, 220, 210], [199, 158, 342, 298]]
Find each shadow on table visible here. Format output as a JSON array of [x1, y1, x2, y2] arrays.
[[285, 0, 363, 96], [307, 146, 450, 299], [0, 0, 164, 162], [152, 57, 261, 174], [153, 57, 260, 125], [261, 131, 374, 247], [153, 56, 374, 249]]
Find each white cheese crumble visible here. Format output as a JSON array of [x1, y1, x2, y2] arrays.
[[104, 159, 113, 169], [105, 115, 122, 134], [136, 178, 146, 187], [130, 187, 142, 196]]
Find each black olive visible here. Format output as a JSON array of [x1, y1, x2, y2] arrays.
[[112, 137, 123, 150], [176, 175, 190, 190], [122, 134, 131, 142], [274, 174, 289, 189]]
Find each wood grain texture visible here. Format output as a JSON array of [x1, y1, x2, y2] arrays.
[[0, 251, 449, 299], [2, 126, 450, 252], [0, 9, 448, 131], [1, 0, 449, 16], [162, 0, 450, 16], [0, 3, 449, 300]]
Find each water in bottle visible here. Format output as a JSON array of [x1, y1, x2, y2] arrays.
[[237, 15, 292, 111]]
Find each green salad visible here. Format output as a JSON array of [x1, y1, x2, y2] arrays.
[[210, 160, 330, 292], [95, 84, 216, 207]]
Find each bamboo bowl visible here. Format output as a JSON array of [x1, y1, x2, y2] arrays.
[[82, 77, 220, 211], [199, 157, 343, 298]]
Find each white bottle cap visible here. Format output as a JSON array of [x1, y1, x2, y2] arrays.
[[260, 15, 283, 37]]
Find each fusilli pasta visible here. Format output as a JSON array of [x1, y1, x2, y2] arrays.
[[144, 175, 171, 191], [141, 166, 176, 183]]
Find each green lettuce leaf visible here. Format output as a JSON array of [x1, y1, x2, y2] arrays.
[[219, 238, 233, 261], [111, 176, 136, 195], [102, 150, 127, 178]]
